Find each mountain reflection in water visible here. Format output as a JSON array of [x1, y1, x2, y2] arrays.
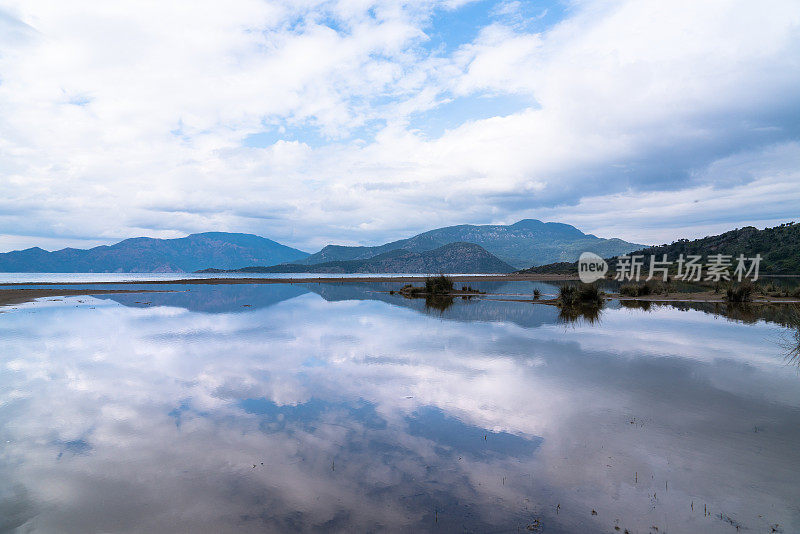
[[0, 282, 799, 533]]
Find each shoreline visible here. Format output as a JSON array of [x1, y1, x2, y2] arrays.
[[1, 275, 798, 309], [2, 287, 798, 310], [0, 273, 579, 287]]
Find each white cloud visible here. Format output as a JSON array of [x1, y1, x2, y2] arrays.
[[0, 0, 798, 251]]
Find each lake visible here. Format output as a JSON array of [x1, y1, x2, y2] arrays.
[[0, 273, 505, 285], [1, 281, 798, 533]]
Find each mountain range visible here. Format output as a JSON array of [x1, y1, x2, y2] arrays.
[[297, 219, 642, 269], [0, 232, 309, 273], [203, 242, 516, 274], [0, 219, 642, 273]]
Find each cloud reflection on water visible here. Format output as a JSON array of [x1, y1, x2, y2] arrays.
[[0, 284, 799, 533]]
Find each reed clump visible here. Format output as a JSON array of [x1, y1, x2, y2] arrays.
[[558, 284, 604, 307]]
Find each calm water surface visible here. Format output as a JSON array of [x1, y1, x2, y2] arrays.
[[0, 273, 503, 284], [1, 282, 798, 533]]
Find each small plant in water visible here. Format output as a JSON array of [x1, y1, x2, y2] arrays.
[[460, 285, 484, 294], [558, 284, 604, 307], [533, 289, 541, 299], [400, 275, 456, 297], [425, 274, 454, 295], [556, 284, 604, 324], [399, 283, 425, 296]]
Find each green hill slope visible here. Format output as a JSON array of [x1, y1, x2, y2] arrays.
[[521, 222, 800, 275]]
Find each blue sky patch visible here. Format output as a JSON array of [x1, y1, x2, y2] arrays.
[[409, 92, 536, 138]]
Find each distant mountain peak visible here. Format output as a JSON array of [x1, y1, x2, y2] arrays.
[[510, 218, 545, 227]]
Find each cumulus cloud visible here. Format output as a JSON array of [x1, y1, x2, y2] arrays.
[[0, 0, 798, 251]]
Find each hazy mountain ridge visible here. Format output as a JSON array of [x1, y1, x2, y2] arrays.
[[0, 219, 640, 273], [0, 232, 309, 273], [297, 219, 643, 269], [204, 242, 516, 274], [521, 222, 800, 275]]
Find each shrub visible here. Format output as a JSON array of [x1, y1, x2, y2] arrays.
[[558, 284, 603, 307], [399, 283, 425, 296], [425, 274, 454, 295], [619, 283, 651, 297], [758, 281, 780, 295], [461, 285, 482, 293], [725, 283, 754, 303], [577, 284, 604, 306], [558, 285, 576, 305], [619, 284, 636, 297], [643, 280, 671, 295]]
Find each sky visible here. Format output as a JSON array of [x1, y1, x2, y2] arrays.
[[0, 0, 798, 253]]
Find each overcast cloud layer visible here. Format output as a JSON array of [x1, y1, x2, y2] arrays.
[[0, 0, 798, 252]]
